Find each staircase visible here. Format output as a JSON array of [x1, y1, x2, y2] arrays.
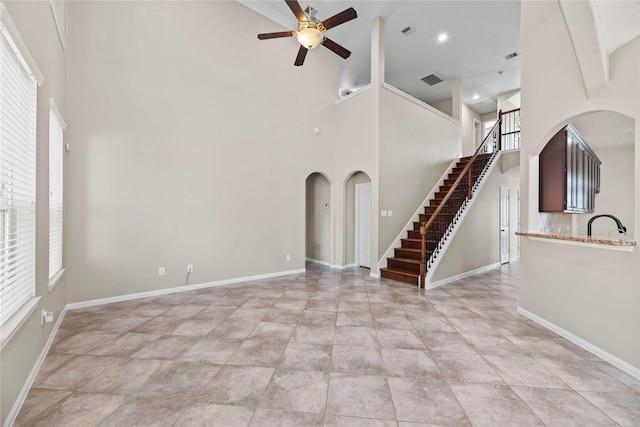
[[380, 153, 494, 286], [379, 108, 520, 287]]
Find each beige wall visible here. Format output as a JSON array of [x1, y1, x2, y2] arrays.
[[63, 0, 358, 302], [576, 146, 635, 238], [520, 0, 639, 369], [305, 173, 331, 264], [378, 88, 461, 260], [430, 162, 520, 282], [462, 103, 482, 156], [1, 1, 68, 424], [428, 98, 483, 156]]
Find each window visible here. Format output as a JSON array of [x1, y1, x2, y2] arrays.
[[0, 3, 43, 329], [49, 100, 65, 287]]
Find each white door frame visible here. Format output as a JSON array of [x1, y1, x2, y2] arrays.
[[473, 118, 482, 150], [355, 182, 371, 268], [500, 186, 510, 264]]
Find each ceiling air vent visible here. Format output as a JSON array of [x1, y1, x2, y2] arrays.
[[401, 26, 414, 35], [504, 52, 518, 60], [420, 73, 444, 86]]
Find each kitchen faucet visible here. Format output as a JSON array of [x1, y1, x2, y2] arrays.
[[587, 214, 627, 237]]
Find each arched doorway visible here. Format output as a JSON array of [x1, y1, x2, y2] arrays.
[[305, 173, 331, 265]]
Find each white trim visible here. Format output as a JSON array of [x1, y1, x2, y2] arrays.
[[49, 98, 66, 129], [0, 2, 44, 85], [0, 296, 41, 350], [48, 267, 65, 291], [355, 182, 372, 269], [382, 83, 460, 125], [49, 1, 66, 51], [427, 262, 501, 289], [66, 269, 305, 310], [526, 236, 635, 252], [3, 304, 67, 427], [517, 307, 640, 380], [335, 84, 372, 105], [378, 155, 462, 269], [305, 258, 357, 270]]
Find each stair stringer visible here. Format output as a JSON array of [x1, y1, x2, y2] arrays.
[[424, 150, 502, 289], [377, 154, 462, 270]]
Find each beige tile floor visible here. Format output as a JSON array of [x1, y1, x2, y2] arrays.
[[14, 261, 640, 426]]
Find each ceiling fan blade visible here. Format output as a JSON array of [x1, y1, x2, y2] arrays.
[[321, 38, 351, 59], [294, 45, 308, 66], [322, 7, 357, 30], [257, 31, 294, 40], [285, 0, 306, 21]]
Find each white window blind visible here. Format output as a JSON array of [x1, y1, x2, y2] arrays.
[[49, 101, 64, 283], [0, 7, 38, 326]]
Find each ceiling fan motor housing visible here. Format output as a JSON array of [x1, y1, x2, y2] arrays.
[[296, 21, 325, 49]]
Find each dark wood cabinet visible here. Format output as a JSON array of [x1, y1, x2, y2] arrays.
[[539, 124, 601, 213]]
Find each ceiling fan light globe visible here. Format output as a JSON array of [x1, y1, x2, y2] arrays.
[[297, 28, 323, 49]]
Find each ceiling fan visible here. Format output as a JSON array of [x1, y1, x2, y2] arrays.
[[257, 0, 357, 66]]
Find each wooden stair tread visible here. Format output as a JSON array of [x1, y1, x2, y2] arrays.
[[387, 257, 422, 264], [380, 267, 418, 277], [383, 152, 494, 287]]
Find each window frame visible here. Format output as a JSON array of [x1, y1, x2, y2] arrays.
[[48, 99, 66, 290], [0, 2, 44, 346]]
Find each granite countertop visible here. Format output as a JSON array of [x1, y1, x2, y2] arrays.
[[515, 231, 637, 246]]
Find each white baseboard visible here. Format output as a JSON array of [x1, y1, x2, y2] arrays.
[[517, 307, 640, 380], [427, 262, 501, 289], [305, 258, 362, 270], [66, 268, 305, 310], [4, 305, 68, 427]]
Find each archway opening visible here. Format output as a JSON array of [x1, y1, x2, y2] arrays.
[[305, 173, 331, 266]]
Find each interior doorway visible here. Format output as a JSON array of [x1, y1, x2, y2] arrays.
[[355, 182, 371, 268], [473, 118, 482, 151], [305, 173, 331, 265], [500, 186, 510, 264]]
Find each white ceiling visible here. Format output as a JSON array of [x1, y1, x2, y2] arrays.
[[572, 111, 636, 149], [591, 0, 640, 53], [240, 0, 639, 116], [239, 0, 522, 114]]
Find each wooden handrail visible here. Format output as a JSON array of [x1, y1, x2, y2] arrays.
[[419, 118, 502, 287]]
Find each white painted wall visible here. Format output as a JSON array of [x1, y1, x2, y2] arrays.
[[520, 0, 639, 369], [378, 87, 461, 260], [1, 1, 67, 424]]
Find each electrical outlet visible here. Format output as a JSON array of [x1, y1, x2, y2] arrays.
[[388, 210, 393, 217], [187, 264, 193, 273], [159, 267, 165, 276], [286, 254, 291, 261], [41, 309, 53, 326]]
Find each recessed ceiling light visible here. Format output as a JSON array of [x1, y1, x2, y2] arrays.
[[473, 94, 480, 100], [438, 33, 447, 42]]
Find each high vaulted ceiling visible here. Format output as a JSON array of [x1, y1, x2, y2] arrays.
[[239, 0, 639, 116], [239, 0, 522, 114]]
